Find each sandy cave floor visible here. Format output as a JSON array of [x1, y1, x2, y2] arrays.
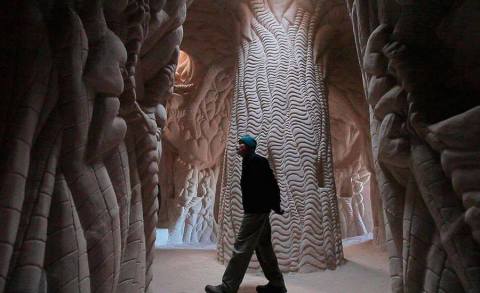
[[151, 237, 390, 293]]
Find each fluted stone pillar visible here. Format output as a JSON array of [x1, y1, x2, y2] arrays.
[[217, 0, 344, 272]]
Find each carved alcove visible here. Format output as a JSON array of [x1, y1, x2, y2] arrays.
[[158, 0, 382, 273], [158, 0, 238, 244]]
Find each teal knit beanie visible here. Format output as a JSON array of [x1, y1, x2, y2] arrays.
[[239, 135, 257, 150]]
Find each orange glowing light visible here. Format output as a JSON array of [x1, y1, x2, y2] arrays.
[[176, 50, 195, 84]]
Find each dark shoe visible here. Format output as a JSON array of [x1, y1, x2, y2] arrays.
[[256, 283, 287, 293], [205, 284, 226, 293]]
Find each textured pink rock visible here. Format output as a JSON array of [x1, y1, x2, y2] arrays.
[[2, 0, 480, 292], [0, 1, 186, 292]]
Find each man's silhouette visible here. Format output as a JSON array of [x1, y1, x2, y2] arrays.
[[205, 135, 287, 293]]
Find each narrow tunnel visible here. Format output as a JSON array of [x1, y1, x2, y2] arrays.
[[1, 0, 479, 293]]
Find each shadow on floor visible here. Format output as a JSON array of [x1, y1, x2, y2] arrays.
[[152, 240, 389, 293]]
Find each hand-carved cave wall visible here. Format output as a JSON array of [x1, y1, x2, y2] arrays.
[[0, 0, 186, 292], [158, 0, 381, 248], [322, 0, 382, 240], [346, 0, 480, 292], [6, 0, 479, 292], [157, 0, 237, 244]]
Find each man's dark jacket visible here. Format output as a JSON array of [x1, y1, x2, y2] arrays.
[[241, 153, 281, 214]]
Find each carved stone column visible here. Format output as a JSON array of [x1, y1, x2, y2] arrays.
[[218, 0, 344, 272]]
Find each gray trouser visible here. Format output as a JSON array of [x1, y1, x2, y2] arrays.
[[222, 213, 285, 293]]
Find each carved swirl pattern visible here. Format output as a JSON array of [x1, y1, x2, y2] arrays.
[[217, 0, 343, 273]]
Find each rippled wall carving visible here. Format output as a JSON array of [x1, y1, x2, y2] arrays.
[[0, 0, 185, 292], [217, 0, 344, 273], [158, 0, 237, 244], [346, 0, 480, 291]]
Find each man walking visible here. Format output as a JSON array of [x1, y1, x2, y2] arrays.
[[205, 135, 287, 293]]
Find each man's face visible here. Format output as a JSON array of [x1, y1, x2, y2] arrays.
[[237, 142, 249, 156]]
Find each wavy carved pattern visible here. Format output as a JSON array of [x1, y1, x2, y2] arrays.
[[218, 0, 343, 273]]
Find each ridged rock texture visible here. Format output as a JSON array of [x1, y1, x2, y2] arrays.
[[322, 0, 382, 241], [217, 0, 345, 273], [0, 0, 186, 292], [158, 0, 237, 244], [157, 0, 379, 246], [346, 0, 480, 292]]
